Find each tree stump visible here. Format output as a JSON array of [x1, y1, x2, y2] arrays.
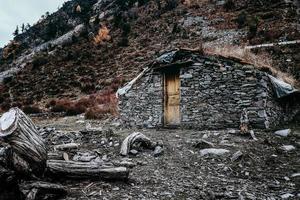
[[0, 108, 47, 176]]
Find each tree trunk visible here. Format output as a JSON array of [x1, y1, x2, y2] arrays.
[[120, 132, 152, 156], [0, 108, 47, 176], [47, 160, 129, 180]]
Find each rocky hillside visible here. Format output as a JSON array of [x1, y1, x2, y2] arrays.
[[0, 0, 299, 116]]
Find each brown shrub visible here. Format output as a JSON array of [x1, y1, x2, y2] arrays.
[[93, 25, 111, 45], [85, 101, 117, 119], [50, 99, 72, 113], [23, 105, 43, 114], [2, 40, 20, 60], [48, 91, 118, 118]]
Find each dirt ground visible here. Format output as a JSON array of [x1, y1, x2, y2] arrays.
[[33, 116, 299, 200]]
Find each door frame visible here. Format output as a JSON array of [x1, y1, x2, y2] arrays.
[[163, 69, 180, 128]]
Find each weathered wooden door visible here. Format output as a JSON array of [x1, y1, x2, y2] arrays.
[[164, 72, 180, 126]]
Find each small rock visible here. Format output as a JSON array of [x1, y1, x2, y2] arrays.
[[228, 129, 239, 135], [157, 140, 164, 147], [231, 150, 243, 162], [129, 149, 138, 155], [120, 160, 136, 168], [92, 157, 104, 164], [193, 139, 214, 149], [112, 187, 120, 191], [281, 145, 296, 151], [114, 142, 120, 147], [274, 129, 291, 137], [102, 155, 109, 161], [280, 193, 294, 199], [153, 146, 164, 157], [200, 148, 230, 157]]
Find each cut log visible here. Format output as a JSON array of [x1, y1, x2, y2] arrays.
[[0, 108, 47, 176], [19, 181, 67, 200], [47, 160, 129, 180], [120, 132, 152, 156], [54, 143, 80, 151]]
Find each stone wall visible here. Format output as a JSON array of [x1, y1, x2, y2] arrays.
[[118, 71, 164, 128], [118, 55, 294, 129], [179, 57, 270, 129]]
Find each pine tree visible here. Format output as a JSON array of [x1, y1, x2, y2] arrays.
[[21, 23, 25, 33], [13, 26, 19, 36], [25, 23, 31, 31]]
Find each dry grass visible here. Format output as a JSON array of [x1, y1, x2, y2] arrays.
[[203, 45, 298, 87], [48, 92, 118, 118], [47, 79, 120, 118]]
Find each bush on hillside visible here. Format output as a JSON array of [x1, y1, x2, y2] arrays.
[[32, 54, 48, 69], [223, 0, 235, 11], [236, 11, 247, 28], [164, 0, 178, 11], [23, 105, 43, 114]]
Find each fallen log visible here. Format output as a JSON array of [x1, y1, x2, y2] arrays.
[[19, 181, 67, 200], [0, 108, 47, 176], [120, 132, 152, 156], [47, 160, 129, 180]]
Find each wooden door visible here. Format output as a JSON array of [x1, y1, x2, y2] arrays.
[[164, 72, 180, 126]]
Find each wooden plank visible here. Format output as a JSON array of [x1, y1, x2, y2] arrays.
[[164, 72, 180, 126]]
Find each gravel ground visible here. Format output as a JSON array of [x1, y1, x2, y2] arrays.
[[34, 116, 300, 200]]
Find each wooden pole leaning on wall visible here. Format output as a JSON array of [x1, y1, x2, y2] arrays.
[[0, 107, 47, 176]]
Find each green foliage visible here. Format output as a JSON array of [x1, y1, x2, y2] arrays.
[[32, 54, 48, 69], [121, 22, 131, 37], [44, 21, 58, 40], [236, 11, 247, 28], [224, 0, 235, 11], [248, 16, 259, 38], [164, 0, 178, 11], [21, 24, 25, 33], [13, 26, 19, 36], [118, 37, 129, 47]]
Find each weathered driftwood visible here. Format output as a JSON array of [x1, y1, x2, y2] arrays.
[[0, 108, 47, 175], [19, 181, 67, 200], [54, 143, 80, 151], [47, 160, 129, 180], [120, 132, 152, 156]]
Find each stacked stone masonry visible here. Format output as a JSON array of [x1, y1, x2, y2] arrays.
[[118, 56, 298, 129]]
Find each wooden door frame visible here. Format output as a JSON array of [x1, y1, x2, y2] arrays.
[[163, 69, 180, 128]]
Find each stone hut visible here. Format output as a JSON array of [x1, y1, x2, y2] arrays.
[[118, 49, 299, 129]]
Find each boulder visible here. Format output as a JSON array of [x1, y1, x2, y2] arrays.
[[280, 145, 296, 151], [274, 129, 291, 137], [153, 146, 164, 157]]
